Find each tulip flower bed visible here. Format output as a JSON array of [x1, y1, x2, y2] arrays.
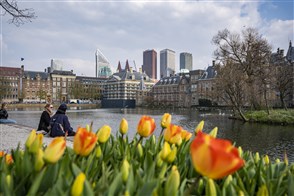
[[0, 114, 293, 195]]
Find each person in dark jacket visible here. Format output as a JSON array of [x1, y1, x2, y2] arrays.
[[37, 103, 53, 132], [50, 103, 75, 137], [0, 103, 16, 124]]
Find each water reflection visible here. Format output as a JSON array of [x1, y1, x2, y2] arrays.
[[8, 107, 294, 163]]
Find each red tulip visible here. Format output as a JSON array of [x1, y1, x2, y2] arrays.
[[190, 131, 244, 179]]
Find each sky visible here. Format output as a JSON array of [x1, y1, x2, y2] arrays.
[[1, 0, 293, 78]]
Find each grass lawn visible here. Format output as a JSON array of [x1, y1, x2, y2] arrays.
[[245, 109, 294, 125]]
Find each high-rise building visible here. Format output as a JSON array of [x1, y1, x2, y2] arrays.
[[180, 52, 193, 71], [143, 49, 157, 79], [160, 49, 175, 78], [95, 49, 112, 78]]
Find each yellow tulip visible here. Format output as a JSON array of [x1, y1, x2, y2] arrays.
[[137, 116, 156, 137], [43, 137, 66, 164], [29, 133, 43, 154], [34, 149, 45, 171], [97, 125, 111, 143], [263, 155, 270, 165], [209, 127, 218, 138], [95, 145, 102, 158], [190, 131, 244, 179], [195, 120, 204, 134], [160, 142, 177, 163], [164, 124, 183, 145], [161, 113, 171, 129], [74, 127, 98, 156], [71, 172, 86, 196], [119, 118, 128, 135], [25, 129, 37, 149], [181, 129, 192, 141]]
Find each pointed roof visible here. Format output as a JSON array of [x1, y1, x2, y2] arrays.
[[286, 40, 294, 63], [125, 60, 130, 72], [117, 61, 122, 73]]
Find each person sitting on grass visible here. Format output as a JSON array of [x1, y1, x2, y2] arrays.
[[0, 103, 16, 124], [50, 103, 75, 137], [37, 103, 53, 133]]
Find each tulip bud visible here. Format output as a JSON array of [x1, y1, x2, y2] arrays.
[[137, 143, 143, 158], [160, 142, 171, 161], [256, 185, 269, 196], [95, 145, 102, 158], [25, 130, 37, 149], [6, 175, 11, 189], [97, 125, 111, 143], [166, 147, 177, 163], [121, 159, 130, 183], [151, 135, 156, 146], [254, 152, 260, 163], [238, 190, 245, 196], [157, 156, 163, 167], [209, 127, 218, 138], [195, 120, 204, 133], [124, 190, 130, 196], [119, 118, 128, 135], [197, 178, 204, 195], [205, 178, 216, 196], [161, 113, 172, 129], [275, 158, 280, 163], [29, 134, 43, 154], [284, 151, 288, 166], [43, 137, 66, 164], [165, 166, 180, 196], [263, 155, 270, 165], [152, 188, 159, 196], [86, 124, 91, 132], [71, 172, 86, 196], [34, 149, 45, 171], [223, 175, 233, 189], [238, 146, 243, 157]]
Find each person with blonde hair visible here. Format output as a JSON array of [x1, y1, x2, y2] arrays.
[[37, 103, 53, 133], [0, 103, 16, 124]]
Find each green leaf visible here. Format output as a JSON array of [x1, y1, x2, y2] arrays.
[[137, 180, 158, 196], [107, 173, 123, 196], [27, 167, 46, 195]]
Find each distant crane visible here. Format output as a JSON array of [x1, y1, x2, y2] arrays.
[[133, 60, 137, 72]]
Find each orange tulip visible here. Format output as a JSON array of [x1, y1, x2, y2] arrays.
[[161, 113, 172, 129], [5, 154, 13, 165], [164, 124, 183, 145], [181, 129, 192, 141], [137, 116, 156, 137], [74, 127, 98, 156], [190, 131, 244, 179], [0, 151, 4, 157], [43, 137, 66, 164]]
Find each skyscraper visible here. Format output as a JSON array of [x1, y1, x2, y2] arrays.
[[180, 52, 193, 71], [95, 49, 112, 78], [143, 49, 157, 79], [160, 49, 175, 78]]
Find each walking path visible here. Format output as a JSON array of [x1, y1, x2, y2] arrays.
[[0, 124, 74, 152]]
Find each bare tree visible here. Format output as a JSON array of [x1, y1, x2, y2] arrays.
[[214, 60, 248, 121], [212, 28, 272, 111], [0, 0, 36, 26]]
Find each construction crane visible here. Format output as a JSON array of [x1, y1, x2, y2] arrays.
[[133, 60, 137, 72]]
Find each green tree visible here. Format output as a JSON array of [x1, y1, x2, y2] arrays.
[[36, 88, 47, 102]]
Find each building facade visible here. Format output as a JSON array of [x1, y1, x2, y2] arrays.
[[180, 52, 193, 71], [0, 66, 22, 103], [143, 49, 157, 79], [151, 74, 190, 107], [102, 61, 155, 108], [160, 49, 176, 78], [22, 71, 52, 103], [190, 69, 205, 106], [95, 49, 112, 78]]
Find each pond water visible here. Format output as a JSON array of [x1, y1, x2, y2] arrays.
[[7, 107, 294, 163]]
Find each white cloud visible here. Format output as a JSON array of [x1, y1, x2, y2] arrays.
[[1, 1, 293, 77]]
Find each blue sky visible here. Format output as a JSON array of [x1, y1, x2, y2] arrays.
[[1, 0, 293, 77]]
